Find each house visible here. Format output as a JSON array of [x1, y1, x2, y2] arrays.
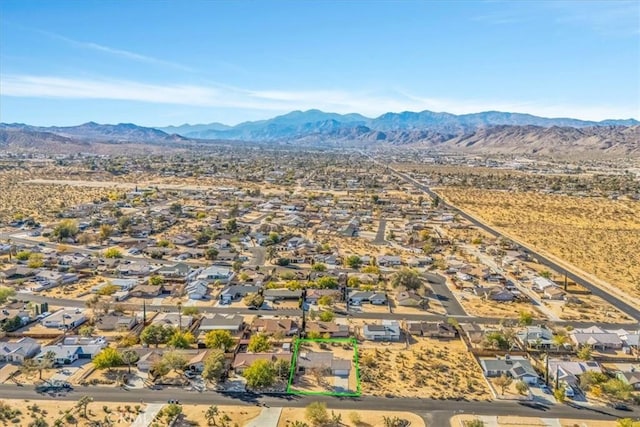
[[172, 234, 196, 247], [348, 291, 387, 306], [480, 356, 539, 384], [41, 309, 87, 330], [92, 278, 138, 293], [130, 285, 163, 298], [0, 304, 32, 331], [251, 318, 299, 336], [0, 337, 41, 363], [37, 336, 107, 365], [475, 286, 515, 302], [377, 255, 402, 267], [570, 326, 624, 350], [116, 261, 152, 276], [199, 314, 244, 334], [219, 285, 261, 304], [0, 266, 38, 281], [460, 323, 488, 345], [305, 321, 350, 338], [94, 313, 138, 332], [232, 352, 291, 374], [34, 270, 78, 288], [152, 312, 194, 329], [196, 266, 235, 283], [296, 351, 351, 376], [516, 326, 555, 349], [548, 359, 602, 389], [407, 321, 457, 339], [263, 289, 303, 301], [543, 286, 566, 300], [362, 320, 400, 341], [616, 367, 640, 391], [58, 253, 92, 269], [186, 281, 209, 300], [406, 257, 432, 267], [155, 262, 191, 278], [532, 277, 556, 292], [395, 290, 428, 308], [305, 289, 342, 305]]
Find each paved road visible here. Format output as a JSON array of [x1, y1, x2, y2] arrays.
[[429, 280, 467, 317], [247, 246, 266, 267], [373, 219, 387, 245], [16, 292, 636, 329], [0, 384, 634, 423], [379, 165, 640, 322]]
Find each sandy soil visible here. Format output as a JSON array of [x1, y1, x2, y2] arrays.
[[358, 337, 492, 400], [178, 404, 261, 426], [290, 341, 358, 394], [0, 398, 145, 426], [451, 414, 618, 427], [437, 188, 640, 301], [279, 407, 425, 427], [457, 293, 545, 319]]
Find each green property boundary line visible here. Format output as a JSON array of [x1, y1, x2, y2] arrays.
[[287, 337, 361, 397]]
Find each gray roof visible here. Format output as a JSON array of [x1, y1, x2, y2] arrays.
[[481, 357, 538, 378]]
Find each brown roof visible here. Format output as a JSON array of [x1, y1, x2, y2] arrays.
[[252, 318, 298, 334]]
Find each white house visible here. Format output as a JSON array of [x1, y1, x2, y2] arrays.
[[362, 320, 400, 341], [186, 280, 209, 300], [196, 266, 234, 283], [0, 337, 41, 363], [41, 309, 87, 330]]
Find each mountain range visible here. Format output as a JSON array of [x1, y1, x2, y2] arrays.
[[1, 109, 639, 157]]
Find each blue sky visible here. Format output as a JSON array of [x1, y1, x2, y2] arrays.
[[1, 0, 639, 126]]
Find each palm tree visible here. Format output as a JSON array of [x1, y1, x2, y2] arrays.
[[552, 334, 568, 350]]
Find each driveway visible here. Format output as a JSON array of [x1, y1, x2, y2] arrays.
[[372, 219, 387, 245], [425, 273, 467, 316], [246, 407, 282, 427], [333, 375, 350, 393]]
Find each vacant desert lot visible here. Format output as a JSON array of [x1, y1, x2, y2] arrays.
[[437, 188, 640, 300], [0, 399, 144, 427], [450, 415, 618, 427], [279, 408, 425, 427], [359, 337, 491, 400]]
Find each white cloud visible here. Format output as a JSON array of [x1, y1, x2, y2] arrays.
[[0, 74, 637, 121], [35, 29, 195, 72]]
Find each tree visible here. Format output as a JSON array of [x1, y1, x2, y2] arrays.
[[391, 268, 422, 290], [148, 275, 164, 286], [120, 349, 139, 374], [319, 310, 335, 322], [552, 333, 568, 349], [495, 374, 513, 395], [97, 283, 119, 296], [205, 405, 219, 426], [243, 293, 264, 309], [1, 315, 23, 332], [162, 350, 187, 373], [553, 385, 566, 403], [169, 202, 183, 216], [205, 247, 219, 261], [202, 350, 225, 384], [150, 360, 170, 380], [577, 345, 593, 361], [483, 331, 509, 350], [248, 334, 271, 352], [104, 248, 122, 259], [345, 255, 362, 269], [515, 380, 529, 395], [27, 253, 44, 268], [312, 263, 327, 272], [0, 286, 16, 304], [602, 378, 633, 401], [99, 224, 113, 243], [266, 246, 277, 261], [78, 325, 94, 337], [243, 359, 276, 389], [315, 276, 338, 289], [168, 330, 195, 349], [518, 311, 533, 326], [317, 295, 334, 307], [53, 219, 78, 241], [464, 420, 485, 427], [225, 218, 238, 233], [37, 351, 55, 379], [16, 250, 31, 261], [349, 412, 362, 426], [305, 402, 329, 426], [75, 395, 93, 418], [274, 358, 291, 380], [617, 419, 640, 427], [205, 330, 235, 352], [140, 324, 174, 347], [93, 347, 123, 370]]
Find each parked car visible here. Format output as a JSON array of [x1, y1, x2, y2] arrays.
[[607, 402, 631, 411], [540, 385, 551, 394]]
